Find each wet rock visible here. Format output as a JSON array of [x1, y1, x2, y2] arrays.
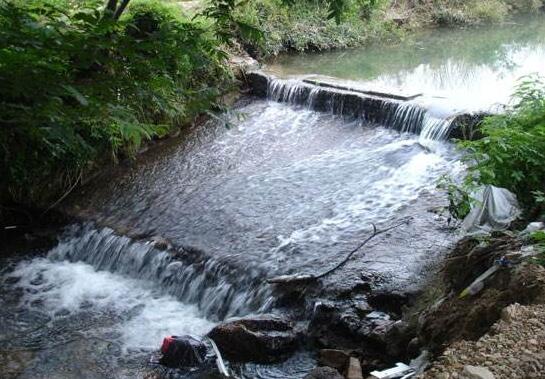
[[0, 350, 35, 379], [353, 299, 372, 317], [462, 365, 495, 379], [450, 113, 488, 140], [368, 292, 411, 317], [308, 301, 362, 349], [207, 314, 297, 363], [304, 366, 344, 379], [150, 235, 172, 250], [346, 357, 364, 379], [308, 299, 412, 365], [407, 337, 422, 356], [245, 71, 269, 97], [319, 349, 350, 372], [359, 318, 396, 347]]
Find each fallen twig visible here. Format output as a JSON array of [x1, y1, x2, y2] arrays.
[[267, 217, 413, 285]]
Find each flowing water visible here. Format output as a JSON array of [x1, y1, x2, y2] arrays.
[[2, 16, 545, 379]]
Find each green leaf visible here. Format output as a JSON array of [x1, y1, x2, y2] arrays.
[[62, 85, 89, 106]]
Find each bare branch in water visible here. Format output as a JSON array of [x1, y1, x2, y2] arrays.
[[267, 217, 412, 285]]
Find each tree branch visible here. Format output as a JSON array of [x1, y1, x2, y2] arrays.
[[267, 217, 413, 284]]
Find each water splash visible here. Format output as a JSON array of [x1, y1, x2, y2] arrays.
[[47, 224, 273, 321], [7, 258, 215, 352]]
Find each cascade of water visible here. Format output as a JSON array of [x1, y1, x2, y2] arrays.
[[49, 224, 273, 321], [268, 78, 308, 104], [419, 113, 454, 141], [265, 77, 453, 141], [380, 102, 427, 134]]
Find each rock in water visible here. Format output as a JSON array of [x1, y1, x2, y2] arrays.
[[207, 314, 298, 363], [304, 367, 344, 379], [462, 365, 495, 379], [318, 349, 350, 372]]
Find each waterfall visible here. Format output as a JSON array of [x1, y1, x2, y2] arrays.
[[263, 76, 455, 141], [48, 224, 273, 321]]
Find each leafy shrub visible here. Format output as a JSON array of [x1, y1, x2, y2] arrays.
[[233, 0, 393, 56], [470, 0, 508, 23], [459, 76, 545, 210], [431, 0, 508, 25], [506, 0, 544, 12], [0, 0, 231, 206]]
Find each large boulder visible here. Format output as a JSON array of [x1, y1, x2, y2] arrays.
[[207, 314, 298, 363]]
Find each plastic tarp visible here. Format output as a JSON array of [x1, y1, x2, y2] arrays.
[[461, 185, 520, 234]]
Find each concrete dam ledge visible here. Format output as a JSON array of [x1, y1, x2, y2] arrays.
[[245, 71, 485, 141]]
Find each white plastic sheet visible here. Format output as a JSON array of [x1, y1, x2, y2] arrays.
[[462, 185, 520, 234]]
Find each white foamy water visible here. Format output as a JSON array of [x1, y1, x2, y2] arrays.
[[8, 258, 215, 352]]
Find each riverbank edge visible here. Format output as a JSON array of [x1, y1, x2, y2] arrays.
[[295, 230, 545, 378], [233, 1, 545, 58], [409, 232, 545, 378]]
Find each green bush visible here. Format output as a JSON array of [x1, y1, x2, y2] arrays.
[[0, 0, 231, 206], [233, 0, 394, 56], [506, 0, 544, 12], [397, 0, 540, 27], [431, 0, 508, 25], [470, 0, 509, 23], [459, 76, 545, 209]]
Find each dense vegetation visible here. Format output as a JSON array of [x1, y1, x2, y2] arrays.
[[0, 0, 231, 207], [392, 0, 544, 27], [459, 77, 545, 215], [233, 0, 544, 56], [234, 0, 397, 56], [0, 0, 365, 210]]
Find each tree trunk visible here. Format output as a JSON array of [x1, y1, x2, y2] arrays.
[[105, 0, 118, 13], [113, 0, 131, 20]]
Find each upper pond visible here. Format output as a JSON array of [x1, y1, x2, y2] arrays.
[[267, 16, 545, 112]]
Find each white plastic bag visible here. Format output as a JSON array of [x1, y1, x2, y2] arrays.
[[461, 185, 520, 234]]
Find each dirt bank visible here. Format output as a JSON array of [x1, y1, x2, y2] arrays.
[[307, 232, 545, 378], [407, 232, 545, 378], [419, 303, 545, 378]]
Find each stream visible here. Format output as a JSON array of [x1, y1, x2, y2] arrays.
[[2, 15, 545, 379]]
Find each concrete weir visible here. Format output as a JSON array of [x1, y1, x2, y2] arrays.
[[244, 71, 484, 140]]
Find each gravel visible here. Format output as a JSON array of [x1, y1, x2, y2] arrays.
[[419, 303, 545, 379]]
